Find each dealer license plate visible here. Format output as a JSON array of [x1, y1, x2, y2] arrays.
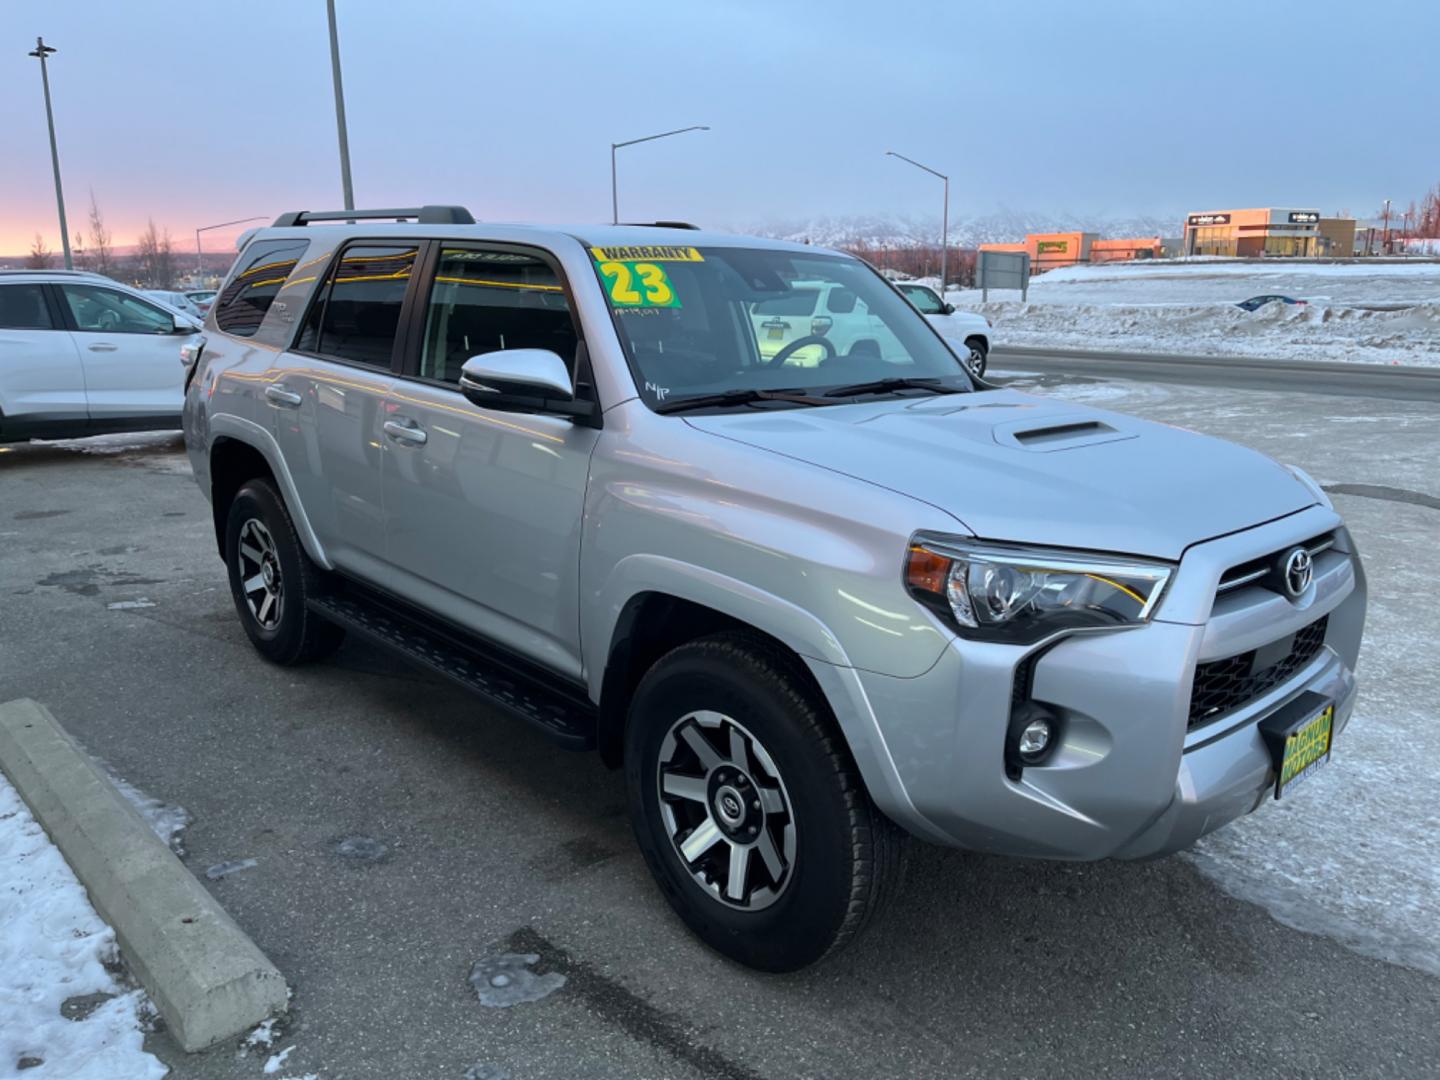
[[1259, 693, 1334, 800]]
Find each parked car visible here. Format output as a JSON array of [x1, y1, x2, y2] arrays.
[[184, 206, 1366, 972], [894, 282, 992, 376], [0, 269, 202, 442], [144, 289, 208, 320], [185, 289, 218, 313], [1237, 295, 1308, 311]]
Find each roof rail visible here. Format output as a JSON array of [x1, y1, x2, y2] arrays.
[[0, 268, 109, 278], [271, 205, 475, 227], [618, 220, 701, 230]]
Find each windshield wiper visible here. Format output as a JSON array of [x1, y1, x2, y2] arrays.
[[653, 388, 834, 415], [822, 376, 968, 398]]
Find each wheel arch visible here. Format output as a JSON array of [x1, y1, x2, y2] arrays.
[[207, 420, 330, 569]]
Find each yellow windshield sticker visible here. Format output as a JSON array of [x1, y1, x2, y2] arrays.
[[597, 260, 681, 308], [590, 245, 703, 263]]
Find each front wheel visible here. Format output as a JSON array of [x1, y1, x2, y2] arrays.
[[963, 336, 988, 378], [625, 633, 904, 971]]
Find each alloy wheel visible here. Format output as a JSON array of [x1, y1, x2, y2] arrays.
[[236, 518, 284, 630], [656, 710, 796, 911]]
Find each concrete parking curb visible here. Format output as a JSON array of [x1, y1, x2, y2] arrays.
[[0, 697, 288, 1052]]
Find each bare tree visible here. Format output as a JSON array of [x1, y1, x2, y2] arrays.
[[72, 230, 89, 271], [26, 234, 54, 269], [88, 192, 114, 278], [136, 218, 178, 289]]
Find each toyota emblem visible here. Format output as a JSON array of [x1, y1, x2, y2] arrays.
[[1283, 547, 1313, 598]]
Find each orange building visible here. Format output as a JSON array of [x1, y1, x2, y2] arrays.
[[978, 232, 1162, 272]]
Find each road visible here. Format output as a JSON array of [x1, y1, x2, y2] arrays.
[[1, 366, 1437, 1079], [990, 346, 1440, 402]]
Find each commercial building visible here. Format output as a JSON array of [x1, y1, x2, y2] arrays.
[[978, 232, 1163, 273], [1183, 208, 1355, 257]]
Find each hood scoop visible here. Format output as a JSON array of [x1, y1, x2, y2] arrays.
[[992, 415, 1136, 453]]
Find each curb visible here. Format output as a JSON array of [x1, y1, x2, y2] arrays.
[[0, 697, 288, 1052]]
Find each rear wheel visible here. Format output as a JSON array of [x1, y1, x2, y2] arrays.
[[625, 633, 904, 971], [224, 479, 343, 665], [963, 336, 988, 378]]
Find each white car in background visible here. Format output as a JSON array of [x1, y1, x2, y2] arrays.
[[894, 282, 992, 377], [0, 269, 202, 442], [144, 289, 208, 321]]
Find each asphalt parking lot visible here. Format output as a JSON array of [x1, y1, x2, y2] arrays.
[[2, 372, 1438, 1080]]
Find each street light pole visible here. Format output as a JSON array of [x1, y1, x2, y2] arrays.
[[887, 151, 948, 293], [28, 37, 72, 270], [194, 216, 267, 278], [326, 0, 355, 211], [609, 125, 710, 225], [1381, 198, 1391, 254]]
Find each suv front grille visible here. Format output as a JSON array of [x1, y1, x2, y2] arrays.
[[1188, 615, 1329, 729], [1215, 532, 1335, 596]]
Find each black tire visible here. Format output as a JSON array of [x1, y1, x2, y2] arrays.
[[624, 632, 905, 971], [963, 336, 988, 378], [223, 478, 344, 665]]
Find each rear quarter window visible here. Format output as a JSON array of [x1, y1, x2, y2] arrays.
[[213, 238, 315, 343]]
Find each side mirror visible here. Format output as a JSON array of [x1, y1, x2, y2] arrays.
[[458, 349, 596, 421], [173, 314, 201, 333], [942, 302, 956, 315]]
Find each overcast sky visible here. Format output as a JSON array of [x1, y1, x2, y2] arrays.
[[3, 0, 1436, 253]]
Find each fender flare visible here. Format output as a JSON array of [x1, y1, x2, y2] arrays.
[[208, 414, 333, 570]]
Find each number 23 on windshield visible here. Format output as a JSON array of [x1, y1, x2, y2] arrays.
[[598, 261, 681, 308]]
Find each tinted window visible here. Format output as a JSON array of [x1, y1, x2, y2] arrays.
[[418, 248, 578, 383], [61, 285, 173, 334], [825, 287, 858, 314], [297, 245, 417, 368], [214, 239, 311, 337], [0, 284, 54, 329]]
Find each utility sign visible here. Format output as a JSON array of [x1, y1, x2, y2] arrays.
[[978, 250, 1030, 302]]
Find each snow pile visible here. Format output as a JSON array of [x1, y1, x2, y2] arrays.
[[0, 776, 168, 1079], [974, 298, 1440, 366], [951, 259, 1440, 365]]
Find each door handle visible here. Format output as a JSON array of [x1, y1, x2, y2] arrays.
[[87, 343, 119, 352], [264, 385, 302, 408], [383, 419, 428, 446]]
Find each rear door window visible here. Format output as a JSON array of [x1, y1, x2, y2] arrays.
[[0, 284, 55, 329], [296, 245, 418, 369]]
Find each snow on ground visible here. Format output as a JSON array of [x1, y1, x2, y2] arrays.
[[946, 260, 1440, 366], [0, 774, 168, 1079], [1024, 376, 1440, 979]]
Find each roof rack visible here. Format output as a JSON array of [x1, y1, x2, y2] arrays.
[[271, 205, 475, 227], [618, 221, 701, 230]]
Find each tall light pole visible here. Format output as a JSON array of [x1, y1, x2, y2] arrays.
[[610, 126, 709, 225], [28, 37, 72, 270], [326, 0, 355, 211], [195, 216, 266, 277], [1381, 198, 1392, 254], [886, 151, 949, 293]]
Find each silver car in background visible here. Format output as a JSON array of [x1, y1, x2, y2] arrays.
[[182, 206, 1365, 971]]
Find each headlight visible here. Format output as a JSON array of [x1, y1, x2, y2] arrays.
[[905, 533, 1173, 644]]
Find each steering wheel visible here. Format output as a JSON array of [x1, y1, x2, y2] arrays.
[[766, 334, 836, 368]]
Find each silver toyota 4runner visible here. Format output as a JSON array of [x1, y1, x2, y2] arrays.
[[183, 206, 1366, 971]]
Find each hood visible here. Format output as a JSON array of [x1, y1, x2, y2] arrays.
[[928, 310, 989, 336], [684, 389, 1315, 560]]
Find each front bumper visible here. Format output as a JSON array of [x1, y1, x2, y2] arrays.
[[836, 505, 1366, 860]]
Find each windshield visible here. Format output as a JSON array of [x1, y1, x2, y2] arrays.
[[589, 244, 971, 410]]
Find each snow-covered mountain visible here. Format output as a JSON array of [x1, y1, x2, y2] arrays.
[[739, 208, 1183, 248]]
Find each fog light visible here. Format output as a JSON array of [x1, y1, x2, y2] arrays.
[[1018, 718, 1052, 759]]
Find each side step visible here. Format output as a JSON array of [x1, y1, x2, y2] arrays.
[[308, 593, 596, 750]]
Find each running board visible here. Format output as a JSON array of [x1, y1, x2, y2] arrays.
[[307, 593, 596, 750]]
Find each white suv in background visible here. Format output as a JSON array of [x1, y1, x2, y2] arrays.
[[894, 282, 991, 377], [0, 269, 202, 442]]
